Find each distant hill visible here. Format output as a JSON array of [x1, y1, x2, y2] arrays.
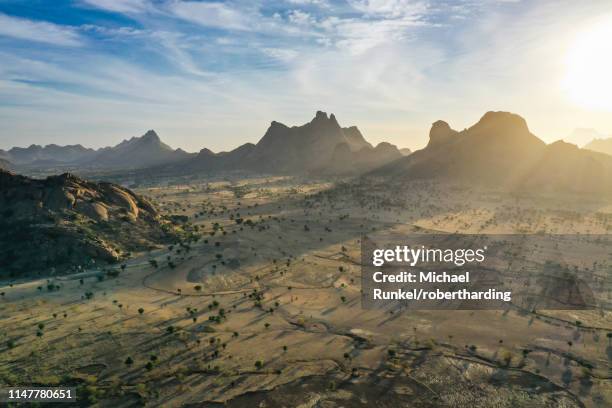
[[0, 143, 97, 166], [171, 111, 401, 175], [181, 142, 257, 173], [89, 130, 192, 169], [1, 130, 193, 171], [0, 170, 178, 277], [567, 128, 609, 147], [372, 111, 612, 194], [327, 141, 403, 175], [584, 138, 612, 157], [399, 148, 412, 156], [519, 140, 612, 193]]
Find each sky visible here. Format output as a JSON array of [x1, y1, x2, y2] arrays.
[[1, 0, 612, 152]]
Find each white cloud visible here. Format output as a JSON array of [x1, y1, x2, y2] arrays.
[[347, 0, 429, 19], [150, 31, 213, 77], [261, 47, 299, 62], [322, 16, 422, 54], [81, 24, 146, 37], [287, 10, 315, 26], [0, 13, 82, 46], [167, 1, 253, 31], [286, 0, 329, 6], [81, 0, 151, 13]]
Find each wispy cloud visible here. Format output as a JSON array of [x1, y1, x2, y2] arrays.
[[0, 13, 82, 46], [81, 0, 151, 14], [150, 30, 214, 77], [167, 1, 254, 31], [286, 0, 329, 6], [318, 15, 424, 54], [347, 0, 429, 19], [261, 47, 299, 62]]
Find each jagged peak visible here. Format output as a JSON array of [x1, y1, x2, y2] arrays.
[[142, 130, 160, 141], [314, 110, 328, 120], [308, 110, 343, 131], [329, 113, 339, 126]]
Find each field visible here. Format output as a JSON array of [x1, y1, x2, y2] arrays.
[[0, 176, 610, 407]]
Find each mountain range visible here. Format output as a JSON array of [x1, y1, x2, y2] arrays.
[[372, 111, 612, 194], [0, 130, 193, 171], [165, 111, 403, 175], [1, 112, 401, 175], [566, 128, 611, 147], [584, 138, 612, 157], [4, 110, 612, 194]]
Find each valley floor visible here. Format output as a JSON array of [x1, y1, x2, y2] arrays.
[[0, 176, 610, 407]]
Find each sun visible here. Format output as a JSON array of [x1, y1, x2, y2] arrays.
[[563, 18, 612, 111]]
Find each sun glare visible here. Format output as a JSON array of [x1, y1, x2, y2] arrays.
[[563, 18, 612, 111]]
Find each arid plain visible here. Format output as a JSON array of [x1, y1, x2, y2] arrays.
[[1, 175, 610, 407]]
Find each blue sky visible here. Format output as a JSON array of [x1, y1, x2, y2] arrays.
[[1, 0, 612, 152]]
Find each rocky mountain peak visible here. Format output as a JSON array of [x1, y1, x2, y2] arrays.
[[142, 130, 161, 143], [470, 111, 530, 135], [428, 120, 457, 147], [313, 110, 328, 121]]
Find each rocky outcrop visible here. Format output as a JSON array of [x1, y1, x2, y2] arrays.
[[427, 120, 457, 148], [0, 170, 174, 277]]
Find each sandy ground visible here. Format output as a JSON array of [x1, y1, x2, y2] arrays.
[[0, 176, 610, 407]]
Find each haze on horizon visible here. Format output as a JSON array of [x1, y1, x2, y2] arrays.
[[1, 0, 611, 153]]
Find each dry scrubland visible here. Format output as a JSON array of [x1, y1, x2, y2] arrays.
[[0, 176, 610, 407]]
